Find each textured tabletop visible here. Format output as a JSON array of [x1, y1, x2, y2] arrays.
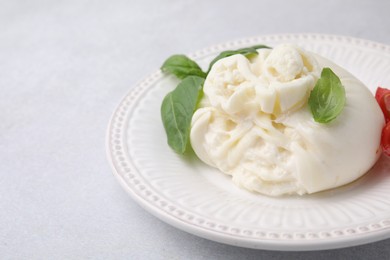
[[2, 0, 390, 259]]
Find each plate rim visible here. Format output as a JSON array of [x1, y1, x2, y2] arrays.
[[106, 33, 390, 251]]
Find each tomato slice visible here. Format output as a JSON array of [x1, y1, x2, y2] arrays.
[[382, 122, 390, 156], [383, 94, 390, 122], [375, 86, 390, 156], [375, 87, 390, 122], [375, 87, 389, 102]]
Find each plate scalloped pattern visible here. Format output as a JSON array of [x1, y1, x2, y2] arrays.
[[107, 34, 390, 250]]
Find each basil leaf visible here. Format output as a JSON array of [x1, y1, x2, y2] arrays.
[[161, 76, 205, 154], [161, 55, 206, 79], [207, 44, 271, 73], [308, 67, 346, 123]]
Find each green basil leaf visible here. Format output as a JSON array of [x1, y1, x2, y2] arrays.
[[207, 44, 271, 73], [161, 55, 206, 79], [161, 76, 205, 154], [308, 67, 346, 123]]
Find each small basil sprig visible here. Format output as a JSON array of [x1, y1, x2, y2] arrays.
[[308, 68, 346, 123], [160, 44, 270, 154]]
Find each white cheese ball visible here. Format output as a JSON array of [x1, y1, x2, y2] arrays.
[[190, 44, 384, 196]]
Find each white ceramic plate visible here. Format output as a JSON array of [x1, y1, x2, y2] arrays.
[[106, 34, 390, 251]]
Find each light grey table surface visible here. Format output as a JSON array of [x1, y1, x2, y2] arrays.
[[2, 0, 390, 259]]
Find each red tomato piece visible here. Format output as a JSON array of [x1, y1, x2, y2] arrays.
[[382, 122, 390, 156], [383, 94, 390, 122], [375, 87, 390, 122], [375, 86, 389, 102]]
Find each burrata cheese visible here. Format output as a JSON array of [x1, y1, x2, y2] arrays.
[[190, 44, 384, 196]]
